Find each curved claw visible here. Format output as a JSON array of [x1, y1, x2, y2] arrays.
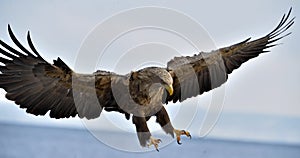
[[184, 131, 192, 139], [147, 137, 162, 152], [174, 129, 191, 145], [177, 139, 182, 145]]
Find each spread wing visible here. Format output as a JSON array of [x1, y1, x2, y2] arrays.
[[0, 25, 118, 119], [165, 8, 294, 104]]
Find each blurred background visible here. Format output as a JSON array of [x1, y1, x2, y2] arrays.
[[0, 0, 299, 157]]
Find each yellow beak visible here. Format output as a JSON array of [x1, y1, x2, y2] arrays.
[[165, 84, 174, 96]]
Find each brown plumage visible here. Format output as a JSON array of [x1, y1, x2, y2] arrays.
[[0, 8, 294, 151]]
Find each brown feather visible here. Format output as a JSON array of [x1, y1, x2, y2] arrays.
[[0, 25, 127, 119], [165, 8, 294, 104]]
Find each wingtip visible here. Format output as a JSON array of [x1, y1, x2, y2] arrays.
[[7, 24, 15, 39], [7, 24, 12, 33], [26, 30, 43, 58], [286, 7, 293, 20], [289, 7, 293, 14], [26, 31, 31, 42], [26, 30, 33, 44]]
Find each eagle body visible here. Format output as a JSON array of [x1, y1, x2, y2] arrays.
[[0, 8, 294, 151], [91, 67, 171, 118]]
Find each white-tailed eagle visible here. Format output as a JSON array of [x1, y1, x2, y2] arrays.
[[0, 8, 294, 151]]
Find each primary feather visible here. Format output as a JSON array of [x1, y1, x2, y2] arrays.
[[165, 8, 294, 103]]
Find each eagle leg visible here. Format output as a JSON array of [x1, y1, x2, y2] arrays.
[[155, 107, 191, 145], [132, 116, 161, 151], [155, 107, 175, 137], [173, 129, 191, 145]]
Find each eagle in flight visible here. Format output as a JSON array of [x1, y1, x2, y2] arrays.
[[0, 8, 294, 151]]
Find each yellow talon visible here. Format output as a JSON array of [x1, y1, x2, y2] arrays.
[[147, 136, 162, 152], [174, 129, 192, 145]]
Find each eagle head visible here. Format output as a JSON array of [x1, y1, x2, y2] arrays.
[[148, 67, 174, 96], [130, 67, 174, 98]]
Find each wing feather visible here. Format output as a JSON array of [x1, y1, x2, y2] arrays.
[[0, 25, 122, 119], [165, 8, 294, 104]]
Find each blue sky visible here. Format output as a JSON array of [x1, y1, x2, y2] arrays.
[[0, 0, 299, 145]]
